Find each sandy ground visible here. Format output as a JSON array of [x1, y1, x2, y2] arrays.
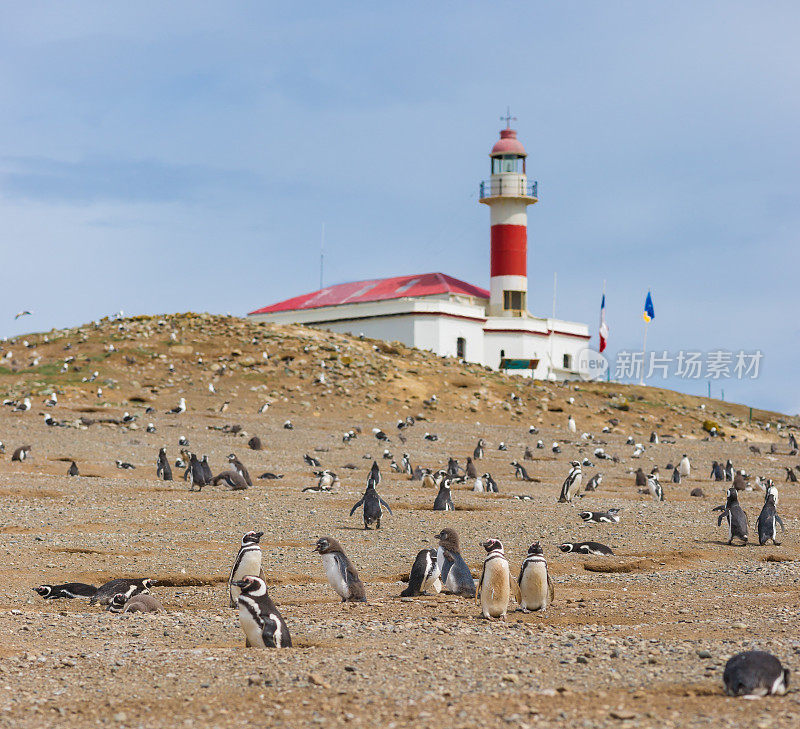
[[0, 315, 798, 728]]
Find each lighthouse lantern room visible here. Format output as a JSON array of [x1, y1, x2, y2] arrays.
[[249, 117, 589, 380]]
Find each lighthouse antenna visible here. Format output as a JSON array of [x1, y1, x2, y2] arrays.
[[501, 106, 516, 128]]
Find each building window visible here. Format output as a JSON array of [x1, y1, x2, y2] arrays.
[[503, 290, 525, 311], [563, 354, 572, 370], [456, 337, 466, 359]]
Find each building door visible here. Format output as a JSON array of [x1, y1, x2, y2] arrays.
[[456, 337, 466, 359]]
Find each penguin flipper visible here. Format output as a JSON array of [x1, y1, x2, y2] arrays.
[[439, 550, 455, 587], [547, 574, 555, 604], [378, 498, 393, 514], [776, 514, 785, 532], [509, 576, 521, 603], [517, 561, 528, 585], [711, 505, 725, 512], [349, 498, 365, 517], [717, 511, 726, 527]]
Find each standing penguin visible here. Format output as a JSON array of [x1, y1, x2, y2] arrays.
[[484, 473, 499, 493], [558, 462, 582, 503], [67, 461, 79, 477], [368, 460, 381, 487], [517, 541, 555, 612], [228, 531, 265, 607], [584, 473, 602, 492], [757, 487, 785, 546], [313, 537, 367, 602], [433, 477, 455, 511], [635, 468, 647, 488], [679, 454, 691, 478], [349, 481, 393, 529], [723, 651, 789, 698], [234, 575, 292, 648], [400, 549, 441, 597], [435, 528, 476, 597], [156, 447, 172, 481], [647, 473, 664, 501], [710, 461, 725, 481], [473, 439, 485, 459], [714, 487, 748, 545], [567, 415, 576, 433], [671, 467, 681, 484], [724, 459, 735, 481], [476, 538, 518, 620], [465, 456, 478, 479]]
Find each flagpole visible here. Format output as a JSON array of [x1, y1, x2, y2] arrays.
[[640, 319, 648, 386]]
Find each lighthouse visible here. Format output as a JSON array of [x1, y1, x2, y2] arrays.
[[249, 114, 590, 380], [479, 113, 538, 318]]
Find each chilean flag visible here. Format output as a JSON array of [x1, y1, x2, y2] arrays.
[[599, 293, 608, 353]]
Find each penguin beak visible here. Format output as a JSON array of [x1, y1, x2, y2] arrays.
[[254, 532, 264, 540], [232, 580, 247, 588]]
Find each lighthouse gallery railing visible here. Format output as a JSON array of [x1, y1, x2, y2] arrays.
[[479, 179, 538, 199]]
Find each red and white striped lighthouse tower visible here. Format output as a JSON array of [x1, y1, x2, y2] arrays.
[[479, 112, 538, 317]]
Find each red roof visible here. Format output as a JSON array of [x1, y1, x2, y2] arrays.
[[490, 128, 527, 157], [249, 272, 489, 315]]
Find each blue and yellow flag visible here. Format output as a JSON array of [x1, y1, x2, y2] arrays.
[[643, 291, 655, 322]]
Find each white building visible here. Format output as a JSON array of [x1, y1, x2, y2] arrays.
[[249, 123, 590, 380]]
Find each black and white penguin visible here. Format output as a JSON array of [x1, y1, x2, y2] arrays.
[[511, 461, 535, 482], [473, 439, 485, 459], [303, 469, 338, 492], [435, 528, 476, 597], [227, 453, 252, 487], [723, 651, 789, 698], [476, 539, 517, 619], [400, 549, 441, 597], [433, 478, 455, 511], [211, 470, 249, 490], [649, 431, 659, 444], [283, 420, 293, 430], [757, 487, 784, 546], [483, 473, 499, 493], [647, 473, 664, 501], [234, 575, 292, 648], [558, 462, 582, 503], [186, 454, 207, 490], [156, 447, 173, 481], [258, 471, 284, 480], [115, 459, 135, 470], [424, 432, 439, 442], [672, 467, 681, 484], [447, 457, 462, 476], [228, 531, 265, 607], [313, 537, 367, 602], [90, 578, 153, 606], [579, 508, 621, 524], [559, 541, 614, 556], [178, 435, 189, 446], [584, 473, 602, 492], [724, 459, 735, 481], [303, 453, 322, 467], [349, 481, 393, 529], [34, 583, 97, 600], [67, 461, 79, 477], [11, 445, 31, 462], [497, 442, 508, 451], [710, 461, 725, 481], [517, 542, 554, 612], [714, 487, 748, 545]]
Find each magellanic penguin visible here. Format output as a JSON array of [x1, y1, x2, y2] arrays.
[[473, 439, 485, 459], [579, 508, 621, 524], [558, 462, 582, 503], [227, 453, 252, 487], [349, 481, 393, 529], [435, 528, 476, 598], [517, 542, 555, 612], [90, 578, 153, 606], [67, 461, 79, 477], [433, 477, 455, 511], [559, 541, 614, 556], [313, 537, 367, 602], [228, 531, 265, 607], [476, 539, 518, 620], [647, 473, 664, 501], [757, 487, 785, 546], [400, 549, 441, 597], [108, 593, 164, 613], [723, 651, 789, 698], [34, 583, 97, 600], [234, 575, 292, 648], [584, 473, 602, 492], [156, 447, 172, 481], [714, 487, 748, 545]]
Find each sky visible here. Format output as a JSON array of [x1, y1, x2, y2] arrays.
[[0, 1, 798, 413]]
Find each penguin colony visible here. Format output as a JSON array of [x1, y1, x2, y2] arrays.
[[7, 320, 798, 706]]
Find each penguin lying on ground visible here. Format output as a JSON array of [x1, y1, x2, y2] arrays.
[[34, 583, 97, 600], [579, 508, 621, 524], [559, 541, 614, 556], [723, 651, 789, 698], [90, 578, 153, 606], [107, 593, 164, 614], [400, 549, 441, 597]]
